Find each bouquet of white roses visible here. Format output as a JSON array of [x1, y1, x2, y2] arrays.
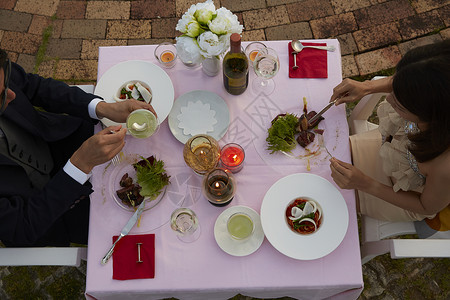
[[175, 0, 243, 65]]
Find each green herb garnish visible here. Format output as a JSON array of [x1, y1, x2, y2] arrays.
[[292, 212, 316, 229], [134, 156, 170, 200], [266, 113, 299, 154]]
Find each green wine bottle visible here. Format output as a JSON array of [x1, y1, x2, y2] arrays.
[[223, 33, 249, 95]]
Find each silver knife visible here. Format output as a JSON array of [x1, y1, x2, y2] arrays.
[[308, 99, 337, 125], [101, 200, 146, 265]]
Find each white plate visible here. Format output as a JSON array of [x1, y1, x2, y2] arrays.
[[94, 60, 174, 128], [260, 173, 348, 260], [168, 90, 229, 143], [214, 205, 265, 257]]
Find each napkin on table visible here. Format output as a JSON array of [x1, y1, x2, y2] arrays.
[[288, 42, 328, 78], [112, 234, 155, 280]]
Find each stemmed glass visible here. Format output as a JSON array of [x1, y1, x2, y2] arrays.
[[252, 47, 280, 95]]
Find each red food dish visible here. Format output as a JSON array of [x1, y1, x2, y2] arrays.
[[285, 198, 322, 235]]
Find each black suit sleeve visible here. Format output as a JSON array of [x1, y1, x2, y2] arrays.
[[0, 168, 93, 246], [10, 62, 98, 121]]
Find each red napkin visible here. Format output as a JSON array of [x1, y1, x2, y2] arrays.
[[112, 234, 155, 280], [288, 42, 328, 78]]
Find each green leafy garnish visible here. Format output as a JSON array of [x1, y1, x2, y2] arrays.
[[134, 156, 170, 200], [266, 113, 299, 154], [292, 212, 315, 229]]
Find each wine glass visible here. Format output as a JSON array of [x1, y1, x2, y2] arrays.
[[252, 47, 280, 95]]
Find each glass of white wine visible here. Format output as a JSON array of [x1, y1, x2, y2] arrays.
[[252, 47, 280, 95], [126, 109, 159, 139]]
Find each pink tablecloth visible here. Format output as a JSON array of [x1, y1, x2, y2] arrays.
[[85, 40, 363, 300]]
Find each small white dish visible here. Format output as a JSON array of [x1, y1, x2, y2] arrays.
[[177, 100, 217, 136], [168, 90, 229, 144], [214, 205, 265, 257]]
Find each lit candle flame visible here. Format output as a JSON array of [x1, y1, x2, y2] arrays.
[[214, 182, 220, 188], [232, 154, 238, 162]]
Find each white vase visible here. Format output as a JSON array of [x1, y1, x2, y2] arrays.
[[202, 56, 221, 76]]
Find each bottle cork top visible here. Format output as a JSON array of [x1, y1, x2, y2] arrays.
[[230, 33, 241, 44], [230, 33, 241, 53]]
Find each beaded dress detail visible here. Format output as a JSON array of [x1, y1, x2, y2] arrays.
[[377, 101, 425, 192]]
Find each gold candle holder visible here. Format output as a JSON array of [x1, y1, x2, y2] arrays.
[[183, 134, 220, 175]]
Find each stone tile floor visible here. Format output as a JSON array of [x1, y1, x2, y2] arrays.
[[0, 0, 449, 299]]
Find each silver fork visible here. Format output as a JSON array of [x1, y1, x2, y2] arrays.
[[111, 152, 123, 166], [109, 130, 124, 166], [318, 135, 333, 158]]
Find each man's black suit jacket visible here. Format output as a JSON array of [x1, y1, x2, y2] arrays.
[[0, 62, 98, 246]]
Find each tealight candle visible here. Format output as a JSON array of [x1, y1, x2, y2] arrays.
[[220, 143, 245, 173], [202, 168, 236, 206], [154, 42, 177, 68], [160, 50, 175, 63]]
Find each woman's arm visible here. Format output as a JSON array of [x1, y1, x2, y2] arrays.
[[330, 158, 450, 215], [331, 77, 394, 105]]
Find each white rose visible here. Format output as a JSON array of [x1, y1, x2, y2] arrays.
[[176, 13, 195, 33], [197, 31, 229, 58], [193, 0, 216, 26], [209, 7, 243, 35], [176, 36, 203, 64]]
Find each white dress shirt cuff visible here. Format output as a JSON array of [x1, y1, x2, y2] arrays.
[[63, 160, 92, 185], [88, 98, 105, 120]]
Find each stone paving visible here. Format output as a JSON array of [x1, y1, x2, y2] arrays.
[[0, 0, 449, 299]]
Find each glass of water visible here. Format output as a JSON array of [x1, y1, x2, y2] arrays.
[[170, 208, 201, 243], [252, 47, 280, 95]]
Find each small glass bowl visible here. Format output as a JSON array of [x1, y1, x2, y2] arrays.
[[244, 41, 267, 68], [154, 42, 177, 68]]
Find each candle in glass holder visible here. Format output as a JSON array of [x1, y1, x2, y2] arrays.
[[202, 168, 235, 206], [220, 143, 245, 173], [161, 50, 175, 63], [154, 42, 177, 68]]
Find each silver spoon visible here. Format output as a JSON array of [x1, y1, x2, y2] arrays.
[[292, 40, 336, 53], [291, 40, 299, 70]]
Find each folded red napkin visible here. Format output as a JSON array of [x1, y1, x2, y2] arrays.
[[112, 234, 155, 280], [288, 42, 328, 78]]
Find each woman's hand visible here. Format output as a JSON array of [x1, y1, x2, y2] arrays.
[[70, 125, 127, 173], [330, 79, 371, 105], [95, 100, 157, 123], [331, 77, 394, 106], [329, 157, 372, 190]]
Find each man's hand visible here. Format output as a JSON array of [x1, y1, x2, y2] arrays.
[[95, 100, 157, 123], [70, 125, 126, 173]]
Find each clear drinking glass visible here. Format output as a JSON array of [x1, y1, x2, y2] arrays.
[[252, 47, 280, 95], [126, 109, 160, 139], [154, 42, 177, 68], [244, 41, 267, 69], [170, 208, 201, 243], [227, 212, 255, 240]]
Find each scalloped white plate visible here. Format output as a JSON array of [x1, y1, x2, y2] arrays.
[[168, 90, 229, 144]]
